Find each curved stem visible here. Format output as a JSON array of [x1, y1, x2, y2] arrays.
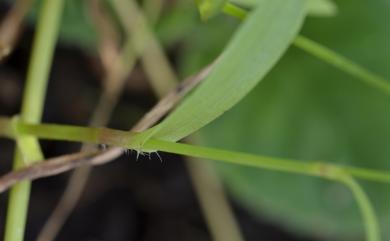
[[339, 174, 381, 241], [1, 117, 390, 185]]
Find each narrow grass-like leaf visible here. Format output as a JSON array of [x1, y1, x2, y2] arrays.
[[140, 0, 306, 143]]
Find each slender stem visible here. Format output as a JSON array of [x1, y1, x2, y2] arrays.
[[293, 36, 390, 95], [4, 1, 64, 241], [21, 1, 64, 122], [15, 121, 140, 147], [223, 3, 390, 96], [143, 139, 345, 179], [344, 166, 390, 184], [339, 174, 381, 241], [1, 117, 390, 184]]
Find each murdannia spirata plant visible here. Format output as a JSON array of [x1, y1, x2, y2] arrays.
[[0, 0, 389, 241]]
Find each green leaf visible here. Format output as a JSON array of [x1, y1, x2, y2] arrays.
[[199, 0, 390, 239], [195, 0, 228, 20], [142, 0, 307, 143]]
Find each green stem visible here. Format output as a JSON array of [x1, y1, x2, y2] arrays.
[[4, 1, 64, 241], [339, 174, 381, 241], [21, 1, 64, 122], [15, 120, 140, 148], [142, 139, 387, 182], [223, 3, 390, 96], [0, 117, 389, 184], [293, 35, 390, 95]]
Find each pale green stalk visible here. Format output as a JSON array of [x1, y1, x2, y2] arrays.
[[293, 35, 390, 95], [0, 117, 389, 184], [339, 175, 380, 241], [4, 1, 64, 241]]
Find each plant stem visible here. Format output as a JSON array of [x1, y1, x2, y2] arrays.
[[293, 35, 390, 95], [339, 175, 381, 241], [0, 117, 390, 184], [4, 1, 64, 241], [143, 139, 347, 179], [14, 120, 140, 148], [21, 2, 64, 122]]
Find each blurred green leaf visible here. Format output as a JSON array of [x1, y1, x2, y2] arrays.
[[194, 0, 390, 239], [143, 0, 307, 143]]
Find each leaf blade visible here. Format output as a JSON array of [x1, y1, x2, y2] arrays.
[[146, 0, 307, 142]]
